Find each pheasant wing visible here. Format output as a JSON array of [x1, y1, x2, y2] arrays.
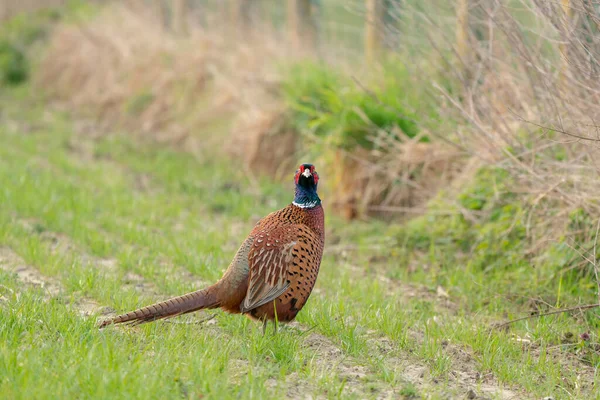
[[240, 225, 303, 313]]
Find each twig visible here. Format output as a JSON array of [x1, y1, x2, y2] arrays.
[[546, 343, 580, 350], [298, 324, 318, 337], [492, 303, 600, 330], [513, 114, 600, 143], [593, 217, 600, 305]]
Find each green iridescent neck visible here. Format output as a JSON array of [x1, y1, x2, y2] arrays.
[[293, 185, 321, 209]]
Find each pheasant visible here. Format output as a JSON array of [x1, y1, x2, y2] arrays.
[[99, 163, 324, 331]]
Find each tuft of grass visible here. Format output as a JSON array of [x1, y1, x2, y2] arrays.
[[399, 383, 419, 399], [0, 41, 28, 85]]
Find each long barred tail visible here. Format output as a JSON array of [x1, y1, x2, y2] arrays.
[[98, 286, 220, 328]]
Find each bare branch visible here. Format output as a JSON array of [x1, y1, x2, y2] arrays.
[[492, 303, 600, 330]]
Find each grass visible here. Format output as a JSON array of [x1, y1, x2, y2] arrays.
[[0, 85, 599, 399], [281, 60, 428, 151]]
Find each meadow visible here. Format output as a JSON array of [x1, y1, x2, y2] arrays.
[[1, 1, 600, 399]]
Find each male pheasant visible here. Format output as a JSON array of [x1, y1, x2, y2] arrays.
[[99, 163, 324, 330]]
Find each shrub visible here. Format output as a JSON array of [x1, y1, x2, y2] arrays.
[[281, 60, 424, 151], [0, 41, 28, 85]]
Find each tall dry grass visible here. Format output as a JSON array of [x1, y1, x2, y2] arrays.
[[387, 0, 600, 243], [443, 1, 598, 211], [38, 4, 215, 144], [36, 2, 298, 154]]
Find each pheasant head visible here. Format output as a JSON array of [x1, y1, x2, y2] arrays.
[[293, 163, 321, 209]]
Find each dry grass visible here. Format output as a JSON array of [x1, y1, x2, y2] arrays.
[[369, 0, 600, 235], [37, 4, 218, 144], [322, 135, 464, 220], [34, 1, 311, 176], [426, 0, 600, 211], [36, 2, 297, 160], [228, 106, 298, 179], [1, 0, 65, 21]]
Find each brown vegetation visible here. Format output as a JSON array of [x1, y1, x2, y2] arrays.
[[1, 0, 65, 21], [37, 5, 216, 144]]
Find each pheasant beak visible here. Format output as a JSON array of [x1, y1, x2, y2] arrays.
[[302, 169, 312, 178]]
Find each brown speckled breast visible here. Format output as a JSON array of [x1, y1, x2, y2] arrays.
[[242, 203, 324, 322]]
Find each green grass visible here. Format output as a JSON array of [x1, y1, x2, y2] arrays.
[[0, 86, 599, 399], [281, 60, 431, 151]]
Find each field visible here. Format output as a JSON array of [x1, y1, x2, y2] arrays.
[[2, 1, 600, 399], [0, 85, 597, 399]]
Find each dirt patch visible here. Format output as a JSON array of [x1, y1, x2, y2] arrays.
[[120, 271, 159, 295], [0, 246, 103, 317], [17, 217, 168, 302], [0, 246, 62, 297], [251, 321, 395, 399], [272, 372, 316, 400], [302, 332, 387, 398], [287, 319, 525, 399], [444, 343, 523, 399], [225, 325, 384, 399], [369, 335, 525, 400], [384, 275, 459, 315], [530, 343, 597, 397]]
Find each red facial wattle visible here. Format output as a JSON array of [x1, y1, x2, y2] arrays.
[[295, 164, 318, 185]]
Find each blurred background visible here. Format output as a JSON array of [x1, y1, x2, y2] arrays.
[[2, 0, 599, 223]]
